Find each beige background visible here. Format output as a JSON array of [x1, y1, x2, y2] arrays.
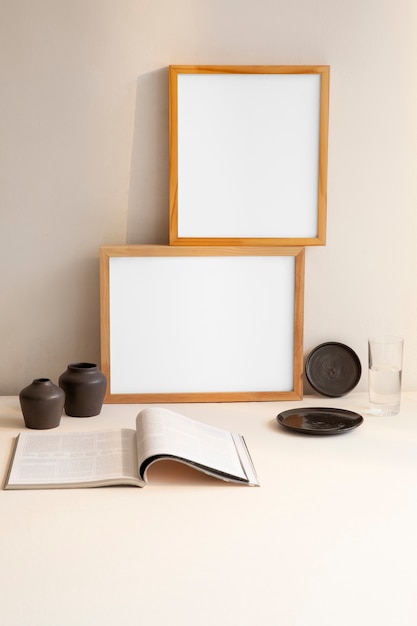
[[1, 0, 416, 395]]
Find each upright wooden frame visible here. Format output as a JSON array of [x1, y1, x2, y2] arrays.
[[169, 65, 329, 246], [100, 245, 305, 403]]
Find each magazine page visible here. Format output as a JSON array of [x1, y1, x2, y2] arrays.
[[5, 429, 142, 489], [136, 407, 259, 485]]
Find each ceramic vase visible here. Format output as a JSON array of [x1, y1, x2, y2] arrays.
[[58, 362, 107, 417], [19, 378, 65, 429]]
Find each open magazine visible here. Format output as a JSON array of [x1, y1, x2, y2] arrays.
[[4, 407, 259, 490]]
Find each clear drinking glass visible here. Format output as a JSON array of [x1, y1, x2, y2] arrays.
[[368, 336, 404, 416]]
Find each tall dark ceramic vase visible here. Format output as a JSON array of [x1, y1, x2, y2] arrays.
[[19, 378, 65, 429], [58, 362, 107, 417]]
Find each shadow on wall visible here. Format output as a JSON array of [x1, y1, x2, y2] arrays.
[[126, 67, 170, 244]]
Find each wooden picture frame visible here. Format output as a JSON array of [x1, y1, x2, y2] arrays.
[[100, 245, 305, 403], [169, 65, 329, 246]]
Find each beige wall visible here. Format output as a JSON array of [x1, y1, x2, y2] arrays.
[[1, 0, 416, 395]]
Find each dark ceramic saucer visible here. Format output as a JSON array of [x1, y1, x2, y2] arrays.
[[305, 342, 362, 398], [276, 407, 364, 435]]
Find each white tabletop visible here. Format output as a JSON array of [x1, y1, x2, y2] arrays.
[[1, 392, 417, 626]]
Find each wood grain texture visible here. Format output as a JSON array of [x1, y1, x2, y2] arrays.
[[169, 65, 329, 247]]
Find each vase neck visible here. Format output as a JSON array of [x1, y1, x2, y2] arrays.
[[68, 363, 97, 372]]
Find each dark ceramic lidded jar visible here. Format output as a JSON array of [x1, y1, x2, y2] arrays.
[[19, 378, 65, 429], [59, 362, 107, 417]]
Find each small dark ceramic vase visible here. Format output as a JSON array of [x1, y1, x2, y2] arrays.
[[58, 362, 107, 417], [19, 378, 65, 429]]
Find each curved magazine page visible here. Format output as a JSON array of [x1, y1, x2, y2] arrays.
[[136, 407, 259, 486], [140, 454, 248, 485]]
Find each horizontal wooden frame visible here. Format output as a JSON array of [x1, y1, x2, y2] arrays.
[[100, 245, 305, 403], [169, 65, 330, 247]]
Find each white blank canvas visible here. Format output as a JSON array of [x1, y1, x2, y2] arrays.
[[176, 73, 321, 238]]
